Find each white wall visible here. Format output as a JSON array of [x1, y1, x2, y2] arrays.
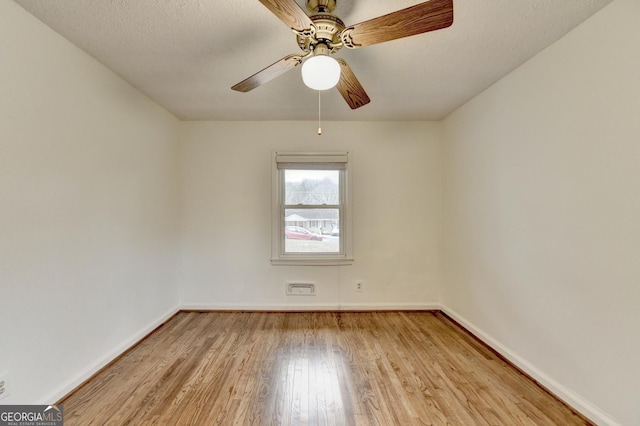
[[178, 121, 442, 310], [3, 0, 635, 422], [0, 1, 180, 403], [441, 0, 640, 424]]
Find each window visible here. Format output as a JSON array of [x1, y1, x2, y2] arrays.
[[271, 152, 353, 265]]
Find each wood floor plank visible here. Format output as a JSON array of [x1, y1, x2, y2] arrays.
[[59, 311, 593, 425]]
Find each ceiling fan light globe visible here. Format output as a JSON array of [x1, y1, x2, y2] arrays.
[[301, 55, 341, 90]]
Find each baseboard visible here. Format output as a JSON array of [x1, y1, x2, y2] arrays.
[[180, 302, 441, 311], [43, 305, 180, 405], [440, 305, 620, 426]]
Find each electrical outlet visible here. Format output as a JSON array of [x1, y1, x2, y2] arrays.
[[356, 281, 364, 292], [0, 373, 9, 401]]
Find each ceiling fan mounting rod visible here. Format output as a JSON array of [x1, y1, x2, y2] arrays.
[[306, 0, 336, 13]]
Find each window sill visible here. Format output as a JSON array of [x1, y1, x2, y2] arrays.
[[271, 258, 354, 266]]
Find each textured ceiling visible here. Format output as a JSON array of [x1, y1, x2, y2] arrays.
[[14, 0, 613, 121]]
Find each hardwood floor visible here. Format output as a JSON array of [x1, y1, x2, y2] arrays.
[[60, 311, 591, 425]]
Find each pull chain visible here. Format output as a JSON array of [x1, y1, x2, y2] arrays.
[[317, 90, 322, 136]]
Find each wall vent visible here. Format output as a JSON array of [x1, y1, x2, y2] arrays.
[[286, 283, 316, 296]]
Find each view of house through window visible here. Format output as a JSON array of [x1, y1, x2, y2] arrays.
[[284, 169, 340, 253], [272, 152, 351, 265]]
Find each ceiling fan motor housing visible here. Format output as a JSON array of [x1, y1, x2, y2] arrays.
[[297, 13, 345, 54]]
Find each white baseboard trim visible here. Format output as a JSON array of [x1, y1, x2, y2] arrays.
[[440, 305, 620, 426], [41, 305, 180, 404], [180, 302, 441, 311]]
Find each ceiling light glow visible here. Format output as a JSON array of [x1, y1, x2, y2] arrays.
[[301, 55, 341, 91]]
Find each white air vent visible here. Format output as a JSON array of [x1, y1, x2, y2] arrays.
[[286, 283, 316, 296]]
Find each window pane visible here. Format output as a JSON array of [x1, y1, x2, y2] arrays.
[[284, 208, 339, 253], [284, 170, 339, 205]]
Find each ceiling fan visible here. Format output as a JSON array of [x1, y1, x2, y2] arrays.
[[231, 0, 454, 110]]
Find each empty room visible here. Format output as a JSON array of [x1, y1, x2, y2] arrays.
[[1, 0, 638, 424]]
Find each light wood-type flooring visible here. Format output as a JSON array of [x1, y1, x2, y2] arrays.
[[60, 311, 592, 425]]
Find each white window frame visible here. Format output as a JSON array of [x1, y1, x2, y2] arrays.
[[271, 151, 354, 266]]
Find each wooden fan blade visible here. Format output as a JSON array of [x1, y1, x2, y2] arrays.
[[336, 59, 370, 110], [341, 0, 453, 48], [258, 0, 315, 34], [231, 54, 303, 92]]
